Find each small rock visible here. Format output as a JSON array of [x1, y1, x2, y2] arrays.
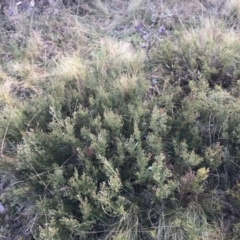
[[0, 202, 5, 214]]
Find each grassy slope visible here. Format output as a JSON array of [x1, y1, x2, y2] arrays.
[[1, 0, 240, 239]]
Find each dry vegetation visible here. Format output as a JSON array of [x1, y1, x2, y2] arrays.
[[1, 0, 240, 239]]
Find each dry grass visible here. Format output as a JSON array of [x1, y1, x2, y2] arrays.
[[0, 80, 16, 106], [25, 31, 44, 60], [53, 55, 87, 82], [225, 0, 240, 21], [182, 17, 240, 50], [92, 0, 110, 16], [96, 37, 145, 77], [127, 0, 144, 15], [1, 0, 240, 239]]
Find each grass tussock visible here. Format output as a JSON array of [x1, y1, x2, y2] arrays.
[[1, 0, 240, 239], [225, 0, 240, 21], [96, 38, 145, 76], [54, 55, 87, 81], [92, 0, 110, 16]]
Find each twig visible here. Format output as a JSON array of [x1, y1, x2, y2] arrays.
[[1, 123, 9, 158]]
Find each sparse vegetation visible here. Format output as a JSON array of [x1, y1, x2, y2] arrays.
[[1, 0, 240, 239]]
